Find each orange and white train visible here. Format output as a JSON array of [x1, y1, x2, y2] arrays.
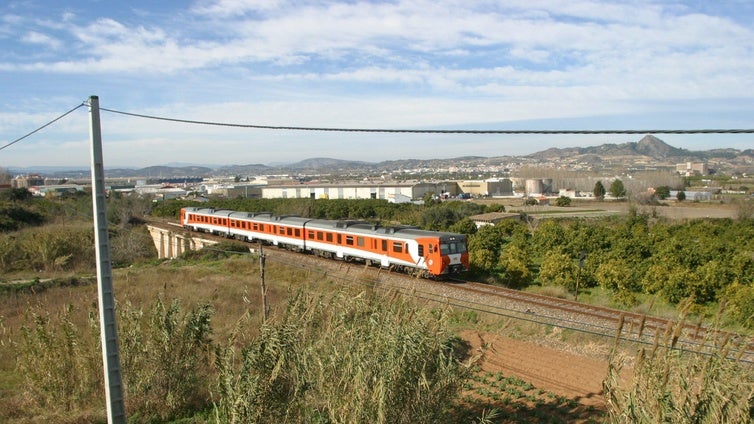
[[180, 207, 469, 278]]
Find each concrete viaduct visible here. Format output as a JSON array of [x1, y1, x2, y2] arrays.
[[146, 223, 218, 259]]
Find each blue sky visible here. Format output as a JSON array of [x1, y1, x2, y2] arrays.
[[1, 0, 753, 168]]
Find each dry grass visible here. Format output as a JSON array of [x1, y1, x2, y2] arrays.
[[604, 306, 754, 423]]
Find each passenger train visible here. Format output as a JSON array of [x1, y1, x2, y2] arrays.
[[180, 207, 469, 278]]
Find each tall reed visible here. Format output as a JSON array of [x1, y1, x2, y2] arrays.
[[603, 304, 753, 423], [214, 289, 468, 424]]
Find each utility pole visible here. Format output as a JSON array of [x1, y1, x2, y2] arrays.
[[259, 244, 268, 322], [575, 250, 585, 302], [89, 95, 126, 423]]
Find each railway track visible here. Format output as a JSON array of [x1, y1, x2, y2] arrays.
[[444, 279, 754, 361], [260, 247, 754, 363], [158, 221, 754, 363]]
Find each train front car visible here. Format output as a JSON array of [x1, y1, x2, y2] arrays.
[[426, 232, 469, 277]]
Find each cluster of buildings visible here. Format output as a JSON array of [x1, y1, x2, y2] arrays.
[[675, 162, 709, 176], [7, 159, 721, 204], [141, 177, 518, 203]]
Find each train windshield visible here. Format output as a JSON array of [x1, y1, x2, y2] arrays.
[[440, 240, 467, 255]]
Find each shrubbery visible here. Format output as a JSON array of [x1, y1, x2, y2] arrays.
[[18, 299, 214, 422], [214, 290, 468, 423], [16, 290, 469, 423]]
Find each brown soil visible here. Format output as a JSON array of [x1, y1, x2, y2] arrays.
[[458, 330, 622, 422], [461, 330, 609, 406]]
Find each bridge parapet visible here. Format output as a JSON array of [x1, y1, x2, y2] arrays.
[[146, 224, 218, 259]]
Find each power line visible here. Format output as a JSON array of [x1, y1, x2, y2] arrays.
[[0, 102, 86, 152], [98, 106, 754, 135], [3, 102, 752, 153]]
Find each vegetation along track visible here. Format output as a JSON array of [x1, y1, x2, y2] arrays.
[[449, 280, 753, 362], [168, 221, 754, 364]]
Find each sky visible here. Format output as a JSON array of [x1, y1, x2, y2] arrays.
[[1, 0, 753, 169]]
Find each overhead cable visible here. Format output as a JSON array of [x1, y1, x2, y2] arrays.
[[98, 106, 754, 135], [0, 102, 86, 152]]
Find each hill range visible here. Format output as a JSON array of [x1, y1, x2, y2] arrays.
[[10, 135, 754, 178]]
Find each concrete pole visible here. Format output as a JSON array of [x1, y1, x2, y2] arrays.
[[89, 95, 127, 423]]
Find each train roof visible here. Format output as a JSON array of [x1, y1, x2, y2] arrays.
[[183, 207, 465, 240]]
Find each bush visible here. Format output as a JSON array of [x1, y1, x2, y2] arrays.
[[555, 196, 571, 207], [18, 224, 95, 272], [214, 289, 468, 423], [120, 299, 214, 421], [18, 305, 103, 412], [17, 299, 214, 422]]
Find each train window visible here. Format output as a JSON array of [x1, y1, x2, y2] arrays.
[[449, 243, 457, 253], [346, 236, 354, 245], [337, 234, 342, 244], [392, 242, 403, 253], [326, 233, 333, 242], [260, 224, 265, 232], [308, 230, 314, 239], [418, 245, 424, 257], [429, 244, 434, 254], [295, 229, 301, 237], [440, 243, 449, 255], [382, 240, 388, 251], [357, 237, 364, 247], [317, 231, 323, 241]]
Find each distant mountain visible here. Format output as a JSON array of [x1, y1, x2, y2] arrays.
[[10, 136, 752, 179], [286, 157, 371, 170], [634, 135, 685, 158], [214, 163, 274, 175], [528, 135, 723, 162], [99, 166, 213, 178]]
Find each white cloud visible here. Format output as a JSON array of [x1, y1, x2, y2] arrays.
[[21, 31, 62, 49], [1, 1, 753, 167]]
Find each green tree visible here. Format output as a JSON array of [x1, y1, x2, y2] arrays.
[[531, 220, 566, 256], [723, 283, 754, 329], [595, 257, 637, 306], [538, 251, 577, 290], [609, 179, 626, 198], [555, 196, 571, 207], [422, 191, 438, 205], [420, 205, 458, 231], [654, 186, 671, 200], [676, 190, 686, 202], [498, 244, 531, 287], [486, 203, 506, 213], [593, 181, 606, 200], [448, 217, 477, 235], [1, 187, 33, 202]]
